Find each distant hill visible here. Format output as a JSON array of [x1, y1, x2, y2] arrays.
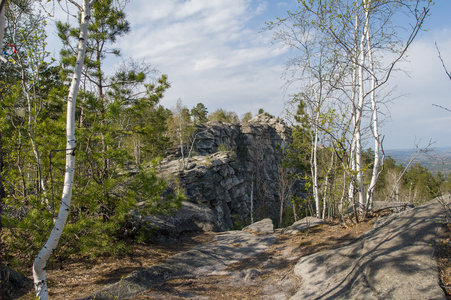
[[385, 147, 451, 177]]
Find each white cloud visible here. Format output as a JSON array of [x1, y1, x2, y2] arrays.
[[117, 0, 290, 115], [41, 0, 451, 149], [384, 28, 451, 149]]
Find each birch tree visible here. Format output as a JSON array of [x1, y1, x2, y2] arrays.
[[271, 0, 432, 218], [6, 3, 54, 211], [270, 8, 344, 218], [354, 0, 430, 213], [32, 0, 97, 298]]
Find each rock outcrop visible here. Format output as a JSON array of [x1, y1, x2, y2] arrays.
[[158, 114, 293, 231], [290, 199, 446, 299]]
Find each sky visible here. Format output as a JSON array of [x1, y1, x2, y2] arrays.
[[42, 0, 451, 150]]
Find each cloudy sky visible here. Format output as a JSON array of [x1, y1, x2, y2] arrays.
[[44, 0, 451, 150], [116, 0, 292, 116]]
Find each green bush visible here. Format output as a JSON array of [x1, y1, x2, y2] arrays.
[[3, 164, 183, 267]]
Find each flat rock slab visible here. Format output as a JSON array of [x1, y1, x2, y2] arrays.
[[79, 231, 276, 300], [281, 216, 324, 235], [291, 200, 447, 300]]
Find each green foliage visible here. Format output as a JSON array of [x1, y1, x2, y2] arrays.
[[4, 162, 183, 264], [403, 163, 441, 203], [283, 100, 312, 172], [131, 166, 183, 215], [375, 156, 442, 203], [3, 197, 54, 264], [191, 103, 208, 125], [208, 108, 239, 123], [217, 143, 229, 152], [0, 0, 180, 268], [279, 205, 306, 229], [241, 111, 253, 123], [269, 0, 433, 219], [167, 99, 196, 156], [440, 175, 451, 194], [58, 0, 130, 87]]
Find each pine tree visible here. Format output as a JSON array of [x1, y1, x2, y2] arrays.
[[191, 103, 208, 125]]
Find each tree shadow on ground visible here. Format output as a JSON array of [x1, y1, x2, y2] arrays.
[[293, 201, 446, 299]]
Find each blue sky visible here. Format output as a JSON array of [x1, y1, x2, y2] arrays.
[[44, 0, 451, 150]]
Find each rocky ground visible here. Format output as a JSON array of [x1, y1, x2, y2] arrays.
[[15, 217, 376, 299], [13, 200, 451, 300]]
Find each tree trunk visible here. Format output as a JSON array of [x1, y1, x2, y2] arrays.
[[32, 1, 95, 299], [364, 0, 381, 214], [354, 0, 369, 213], [312, 120, 320, 218], [347, 4, 360, 210], [322, 150, 334, 220], [355, 34, 366, 211]]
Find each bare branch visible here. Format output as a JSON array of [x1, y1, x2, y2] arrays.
[[387, 139, 435, 201], [435, 41, 451, 81], [432, 104, 451, 113], [67, 0, 82, 11]]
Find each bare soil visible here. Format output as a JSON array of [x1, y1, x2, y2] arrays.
[[14, 212, 451, 299]]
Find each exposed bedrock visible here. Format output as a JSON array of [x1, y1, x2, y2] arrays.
[[158, 114, 293, 231]]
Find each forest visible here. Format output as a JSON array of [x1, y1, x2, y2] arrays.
[[0, 0, 447, 299]]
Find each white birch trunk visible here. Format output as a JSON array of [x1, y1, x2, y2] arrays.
[[364, 0, 380, 213], [312, 124, 320, 218], [32, 1, 95, 298], [355, 0, 368, 212], [347, 4, 360, 207], [355, 63, 365, 210], [347, 126, 356, 203], [279, 168, 285, 227], [306, 55, 321, 219], [322, 150, 334, 220]]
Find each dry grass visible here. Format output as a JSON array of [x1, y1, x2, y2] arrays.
[[16, 232, 216, 300]]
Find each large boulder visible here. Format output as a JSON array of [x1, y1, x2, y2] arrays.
[[281, 217, 324, 235], [242, 218, 274, 234]]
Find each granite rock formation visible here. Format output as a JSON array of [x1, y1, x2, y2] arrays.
[[158, 114, 293, 231]]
